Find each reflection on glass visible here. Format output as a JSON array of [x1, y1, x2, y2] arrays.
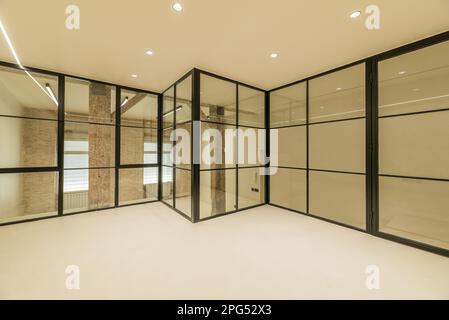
[[175, 122, 191, 169], [200, 169, 236, 218], [0, 117, 57, 168], [65, 77, 116, 124], [277, 126, 306, 168], [309, 171, 365, 229], [120, 89, 158, 128], [379, 176, 449, 250], [0, 172, 58, 223], [121, 127, 157, 165], [238, 85, 264, 127], [63, 168, 115, 214], [309, 64, 365, 123], [379, 40, 449, 117], [163, 87, 174, 128], [162, 166, 174, 206], [270, 82, 306, 128], [162, 128, 173, 166], [176, 75, 192, 124], [270, 168, 306, 212], [200, 74, 236, 125], [309, 119, 365, 173], [64, 122, 115, 168], [200, 122, 236, 170], [0, 66, 59, 119], [119, 167, 158, 205], [238, 167, 264, 209], [175, 169, 191, 217], [380, 111, 449, 179]]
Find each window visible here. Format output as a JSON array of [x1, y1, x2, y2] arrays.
[[64, 140, 88, 192]]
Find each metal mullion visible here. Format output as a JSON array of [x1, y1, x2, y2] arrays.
[[236, 83, 239, 210], [265, 91, 270, 204], [173, 85, 177, 209], [306, 80, 310, 214], [115, 86, 121, 207], [57, 75, 65, 216], [371, 60, 380, 234], [0, 114, 58, 122], [0, 167, 59, 174], [192, 69, 201, 222], [379, 173, 449, 183], [158, 94, 163, 201]]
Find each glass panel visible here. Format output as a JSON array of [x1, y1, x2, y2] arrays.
[[175, 169, 191, 217], [379, 176, 449, 250], [162, 166, 174, 206], [201, 123, 236, 170], [379, 111, 449, 179], [200, 169, 236, 218], [119, 167, 157, 205], [0, 66, 58, 120], [120, 89, 158, 128], [0, 117, 57, 168], [270, 168, 306, 212], [277, 126, 306, 168], [238, 127, 265, 167], [309, 171, 365, 229], [63, 168, 115, 214], [378, 40, 449, 117], [176, 75, 192, 124], [238, 85, 264, 127], [64, 122, 115, 168], [0, 172, 58, 223], [200, 74, 236, 125], [175, 122, 191, 169], [162, 87, 174, 128], [120, 127, 157, 165], [65, 77, 116, 124], [238, 167, 264, 209], [270, 82, 306, 128], [309, 64, 365, 123], [309, 119, 365, 173], [162, 128, 173, 166]]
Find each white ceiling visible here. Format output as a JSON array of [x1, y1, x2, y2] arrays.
[[0, 0, 448, 93]]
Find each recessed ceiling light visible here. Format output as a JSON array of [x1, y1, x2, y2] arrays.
[[131, 74, 138, 78], [173, 2, 183, 12], [412, 88, 420, 92], [320, 106, 325, 109], [336, 87, 342, 91], [145, 50, 153, 56], [398, 71, 406, 75], [270, 53, 278, 58], [350, 10, 361, 19]]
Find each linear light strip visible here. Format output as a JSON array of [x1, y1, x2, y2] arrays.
[[0, 17, 58, 106]]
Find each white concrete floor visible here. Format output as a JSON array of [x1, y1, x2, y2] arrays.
[[0, 202, 448, 299]]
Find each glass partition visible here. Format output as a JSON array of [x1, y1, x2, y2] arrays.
[[378, 40, 449, 250], [0, 66, 59, 223]]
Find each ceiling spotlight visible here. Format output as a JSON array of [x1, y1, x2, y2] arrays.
[[121, 96, 129, 107], [173, 2, 183, 12], [336, 87, 342, 91], [412, 88, 420, 92], [398, 71, 406, 75], [350, 10, 361, 19], [270, 53, 278, 58], [131, 74, 138, 78], [145, 50, 153, 56]]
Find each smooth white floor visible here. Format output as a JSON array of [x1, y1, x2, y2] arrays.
[[0, 203, 448, 299]]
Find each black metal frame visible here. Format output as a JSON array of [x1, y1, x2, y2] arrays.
[[0, 30, 448, 258], [267, 30, 449, 257], [0, 61, 160, 227]]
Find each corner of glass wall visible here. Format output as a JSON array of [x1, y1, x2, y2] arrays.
[[0, 65, 59, 224]]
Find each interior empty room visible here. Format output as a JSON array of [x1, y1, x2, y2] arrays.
[[0, 0, 448, 301]]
